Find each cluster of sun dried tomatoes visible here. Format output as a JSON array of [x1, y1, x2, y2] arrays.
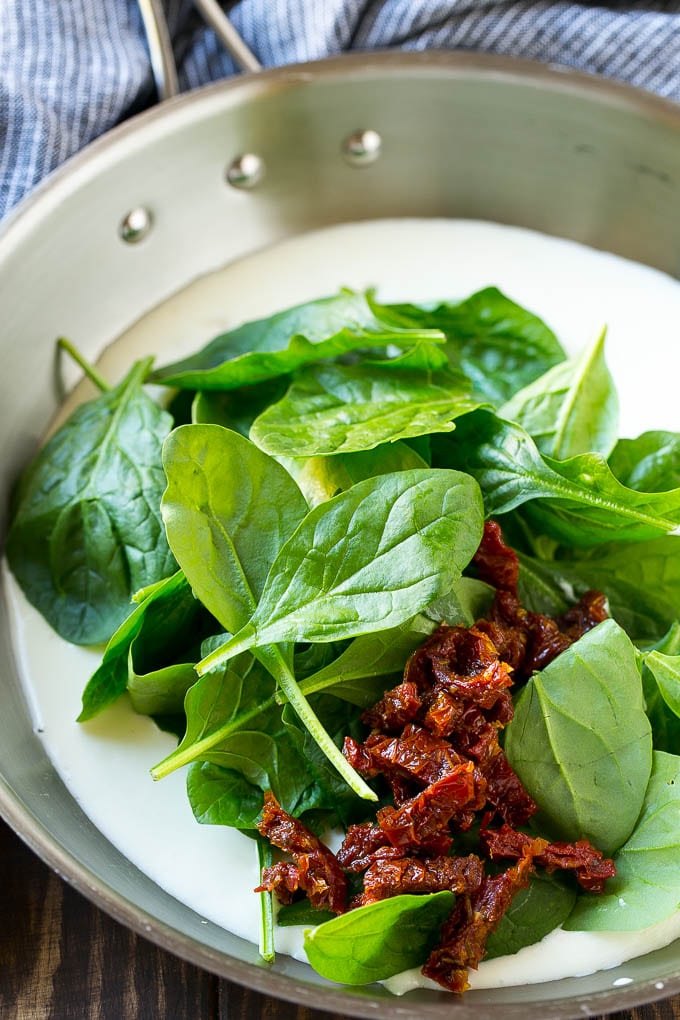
[[256, 522, 615, 992]]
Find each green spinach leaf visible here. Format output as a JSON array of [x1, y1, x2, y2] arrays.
[[151, 290, 443, 391], [303, 892, 455, 984], [565, 751, 680, 931], [436, 411, 680, 546], [505, 620, 652, 855], [187, 761, 268, 829], [499, 329, 618, 459], [161, 424, 308, 634], [276, 901, 335, 927], [608, 431, 680, 492], [249, 361, 481, 457], [79, 570, 195, 720], [485, 872, 577, 959], [160, 424, 378, 800], [645, 649, 680, 719], [641, 623, 680, 753], [277, 441, 428, 509], [7, 358, 175, 644], [379, 287, 565, 404], [198, 468, 484, 669]]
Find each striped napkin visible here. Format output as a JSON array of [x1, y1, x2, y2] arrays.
[[2, 0, 680, 220]]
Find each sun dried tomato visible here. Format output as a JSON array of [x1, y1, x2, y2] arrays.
[[481, 821, 616, 893], [256, 861, 300, 905], [482, 752, 538, 827], [478, 586, 609, 680], [377, 764, 481, 854], [405, 624, 512, 709], [256, 792, 347, 913], [361, 680, 422, 732], [343, 724, 465, 787], [422, 853, 536, 993], [357, 854, 484, 907], [336, 823, 404, 872], [471, 519, 520, 595], [557, 590, 609, 643]]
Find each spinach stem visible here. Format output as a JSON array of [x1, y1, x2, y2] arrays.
[[149, 693, 279, 780], [270, 649, 377, 802], [155, 640, 377, 800], [257, 838, 275, 963], [57, 337, 111, 393], [195, 623, 257, 675]]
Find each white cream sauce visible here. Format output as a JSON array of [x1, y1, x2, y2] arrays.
[[5, 219, 680, 990]]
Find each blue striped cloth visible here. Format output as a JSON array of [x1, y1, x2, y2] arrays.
[[3, 1, 680, 220]]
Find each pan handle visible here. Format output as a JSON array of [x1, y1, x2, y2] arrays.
[[137, 0, 261, 102]]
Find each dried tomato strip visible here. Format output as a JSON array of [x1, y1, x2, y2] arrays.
[[377, 764, 482, 854], [422, 854, 536, 993], [336, 823, 405, 872], [481, 822, 616, 893], [481, 751, 538, 827], [256, 792, 347, 913], [472, 519, 520, 595], [343, 724, 464, 787], [357, 854, 484, 907], [361, 680, 422, 732]]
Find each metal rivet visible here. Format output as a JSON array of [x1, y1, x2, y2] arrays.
[[342, 129, 382, 167], [119, 207, 152, 244], [226, 153, 265, 189]]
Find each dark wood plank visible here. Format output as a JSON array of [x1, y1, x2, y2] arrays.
[[0, 819, 217, 1020], [2, 816, 680, 1020]]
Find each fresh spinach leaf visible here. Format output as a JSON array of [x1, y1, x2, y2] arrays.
[[298, 616, 435, 704], [151, 290, 443, 391], [192, 377, 288, 435], [160, 424, 377, 800], [378, 287, 565, 404], [641, 623, 680, 753], [608, 431, 680, 492], [151, 651, 277, 779], [198, 468, 484, 669], [436, 411, 680, 546], [177, 658, 323, 828], [499, 329, 618, 459], [127, 662, 199, 718], [517, 536, 680, 643], [297, 578, 493, 704], [7, 358, 175, 645], [161, 424, 308, 635], [187, 761, 267, 829], [505, 620, 652, 855], [565, 751, 680, 931], [276, 901, 335, 927], [278, 441, 428, 509], [645, 649, 680, 719], [484, 872, 577, 959], [79, 569, 195, 721], [303, 892, 455, 984], [249, 361, 481, 457]]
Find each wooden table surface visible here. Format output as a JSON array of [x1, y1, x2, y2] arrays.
[[2, 817, 679, 1020]]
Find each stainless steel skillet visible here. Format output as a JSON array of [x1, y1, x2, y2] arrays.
[[1, 8, 680, 1018]]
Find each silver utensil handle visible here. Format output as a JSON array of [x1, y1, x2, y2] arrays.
[[194, 0, 263, 73], [137, 0, 262, 102], [136, 0, 180, 100]]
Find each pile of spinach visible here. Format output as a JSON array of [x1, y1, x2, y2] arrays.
[[6, 285, 680, 983]]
